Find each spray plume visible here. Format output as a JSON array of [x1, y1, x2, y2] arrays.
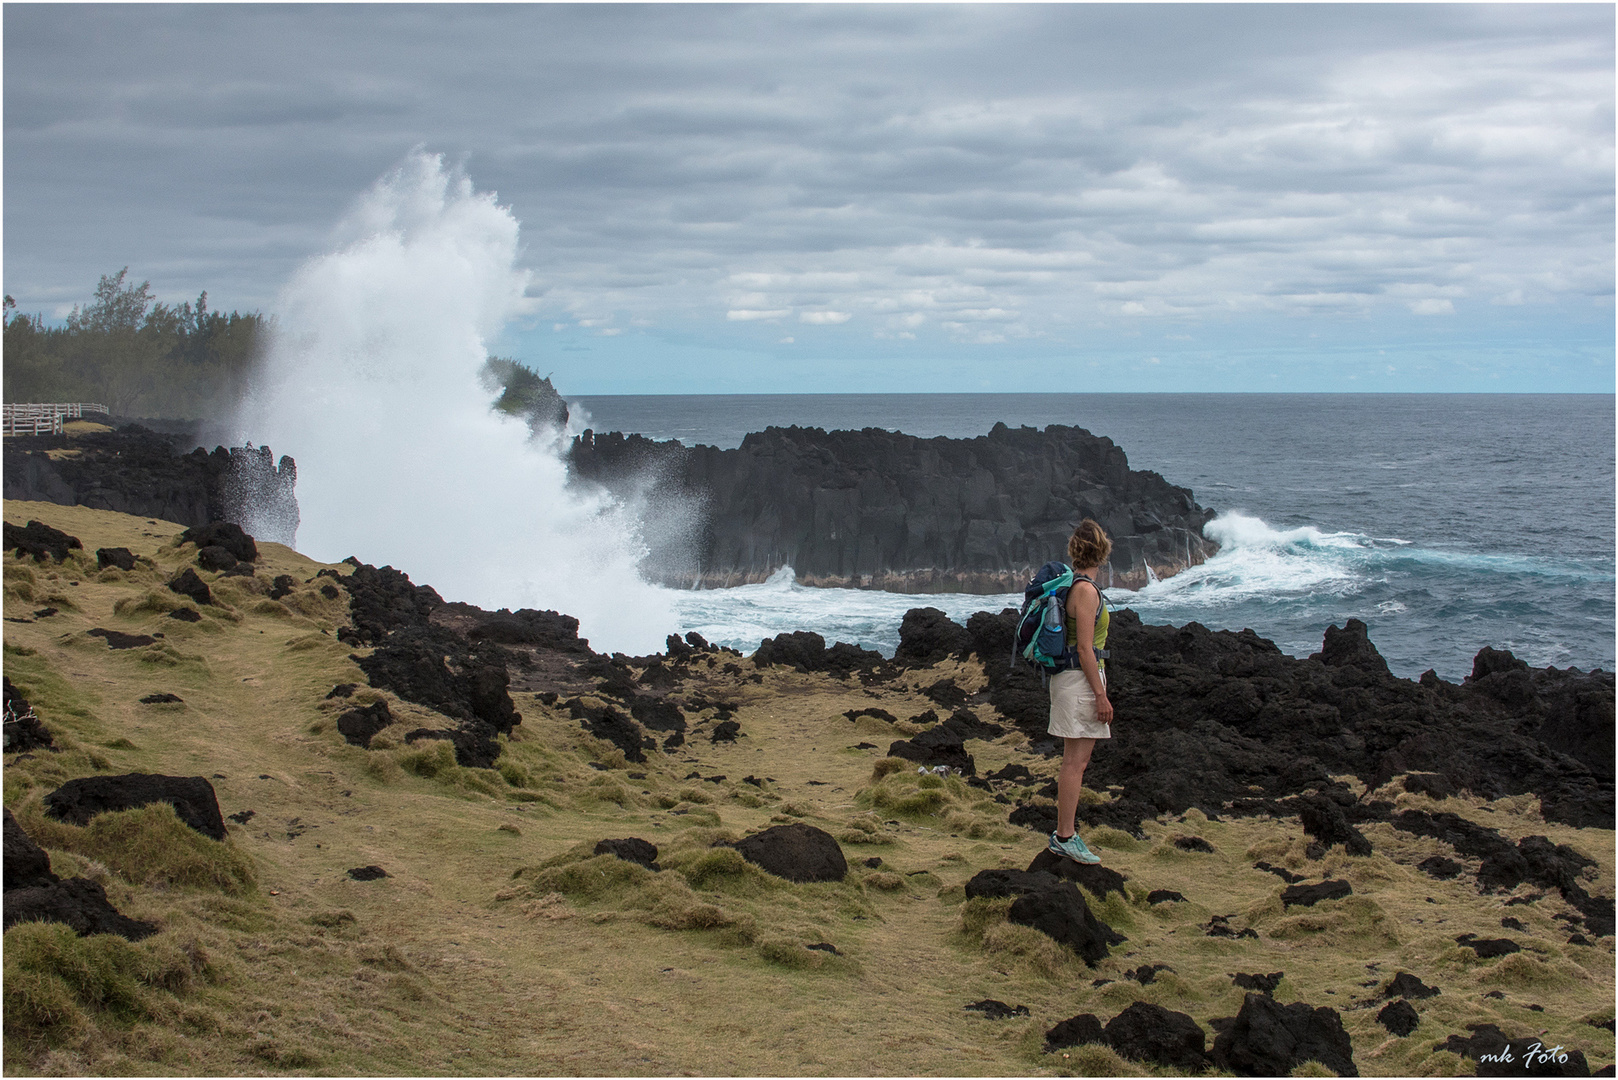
[[232, 150, 676, 653]]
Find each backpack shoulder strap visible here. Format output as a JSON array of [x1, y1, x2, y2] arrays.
[[1071, 572, 1108, 608]]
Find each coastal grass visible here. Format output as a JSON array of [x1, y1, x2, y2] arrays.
[[3, 500, 1613, 1076]]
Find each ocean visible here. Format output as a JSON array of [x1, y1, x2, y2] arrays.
[[568, 394, 1615, 682]]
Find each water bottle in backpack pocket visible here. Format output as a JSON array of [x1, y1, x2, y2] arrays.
[[1035, 590, 1067, 662]]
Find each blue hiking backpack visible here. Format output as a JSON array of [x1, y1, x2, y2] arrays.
[[1013, 560, 1110, 675]]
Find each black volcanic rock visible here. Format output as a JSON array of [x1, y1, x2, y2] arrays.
[[88, 628, 156, 650], [1416, 855, 1463, 879], [403, 724, 502, 769], [563, 698, 653, 763], [1211, 992, 1358, 1077], [1293, 795, 1372, 856], [1233, 972, 1284, 996], [1439, 1025, 1594, 1077], [95, 546, 137, 571], [3, 877, 158, 941], [4, 808, 58, 891], [2, 426, 297, 541], [943, 606, 1612, 835], [44, 774, 226, 840], [1455, 934, 1520, 958], [964, 868, 1122, 966], [3, 677, 55, 753], [1045, 1013, 1106, 1052], [340, 563, 443, 645], [166, 567, 213, 606], [895, 607, 972, 665], [964, 999, 1028, 1020], [887, 719, 976, 775], [1385, 972, 1440, 1000], [1389, 810, 1610, 930], [1312, 617, 1391, 676], [594, 837, 659, 870], [180, 520, 258, 563], [733, 823, 847, 883], [337, 701, 394, 748], [460, 605, 592, 653], [1378, 999, 1420, 1037], [354, 623, 519, 736], [195, 545, 238, 572], [752, 630, 889, 678], [1103, 1001, 1210, 1071], [1025, 850, 1128, 900], [4, 519, 82, 562], [568, 423, 1218, 590], [1281, 880, 1352, 908]]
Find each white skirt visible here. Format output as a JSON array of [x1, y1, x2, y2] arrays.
[[1048, 668, 1110, 740]]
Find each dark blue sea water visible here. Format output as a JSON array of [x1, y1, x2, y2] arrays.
[[570, 394, 1615, 681]]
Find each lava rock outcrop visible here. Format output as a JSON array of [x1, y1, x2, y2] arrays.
[[568, 422, 1218, 591], [940, 609, 1612, 833], [2, 425, 298, 543]]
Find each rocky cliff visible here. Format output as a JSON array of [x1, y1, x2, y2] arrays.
[[568, 422, 1219, 591], [1, 426, 298, 544]]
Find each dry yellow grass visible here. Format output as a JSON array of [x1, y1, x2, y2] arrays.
[[3, 500, 1613, 1076]]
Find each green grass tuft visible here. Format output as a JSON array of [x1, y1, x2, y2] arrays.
[[14, 801, 256, 894]]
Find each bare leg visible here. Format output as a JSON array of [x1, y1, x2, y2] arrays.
[[1056, 736, 1096, 838]]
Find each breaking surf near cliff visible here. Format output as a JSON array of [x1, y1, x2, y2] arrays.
[[229, 151, 677, 654]]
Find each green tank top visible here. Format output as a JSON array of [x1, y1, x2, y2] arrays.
[[1065, 578, 1109, 665]]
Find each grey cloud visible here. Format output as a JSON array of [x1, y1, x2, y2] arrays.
[[3, 3, 1611, 349]]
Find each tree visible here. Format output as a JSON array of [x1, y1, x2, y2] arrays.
[[4, 270, 266, 416]]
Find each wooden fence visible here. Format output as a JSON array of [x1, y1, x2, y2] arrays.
[[2, 403, 110, 436]]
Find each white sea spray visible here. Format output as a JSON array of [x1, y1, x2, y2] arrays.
[[231, 150, 677, 654]]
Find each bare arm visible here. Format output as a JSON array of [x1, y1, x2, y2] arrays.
[[1066, 581, 1114, 724]]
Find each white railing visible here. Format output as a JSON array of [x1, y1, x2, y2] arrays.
[[2, 403, 110, 436]]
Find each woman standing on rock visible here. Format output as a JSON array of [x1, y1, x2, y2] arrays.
[[1048, 519, 1113, 865]]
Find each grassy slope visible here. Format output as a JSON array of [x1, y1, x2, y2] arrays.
[[2, 499, 1613, 1077]]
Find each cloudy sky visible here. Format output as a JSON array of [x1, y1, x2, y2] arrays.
[[5, 4, 1613, 393]]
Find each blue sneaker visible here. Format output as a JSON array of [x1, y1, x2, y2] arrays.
[[1049, 831, 1101, 865]]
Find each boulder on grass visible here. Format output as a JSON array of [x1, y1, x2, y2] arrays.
[[1103, 1001, 1210, 1071], [166, 568, 213, 606], [595, 837, 660, 870], [179, 521, 258, 563], [44, 773, 226, 840], [1045, 1013, 1106, 1052], [1211, 992, 1357, 1077], [4, 520, 81, 562], [1378, 999, 1420, 1037], [4, 807, 58, 890], [336, 701, 393, 748], [96, 547, 137, 571], [1025, 849, 1129, 899], [3, 877, 158, 941], [733, 823, 847, 883], [1384, 972, 1440, 1000], [195, 545, 239, 572], [1438, 1024, 1593, 1077], [965, 868, 1123, 966], [1281, 879, 1352, 908]]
